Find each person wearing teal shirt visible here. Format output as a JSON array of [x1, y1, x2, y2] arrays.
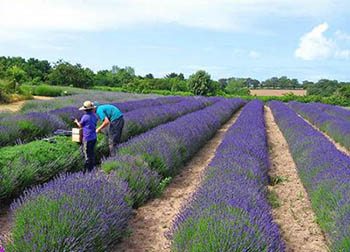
[[94, 101, 124, 157]]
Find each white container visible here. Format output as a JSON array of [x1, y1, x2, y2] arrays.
[[72, 128, 82, 143]]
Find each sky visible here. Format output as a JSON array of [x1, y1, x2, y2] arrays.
[[0, 0, 350, 82]]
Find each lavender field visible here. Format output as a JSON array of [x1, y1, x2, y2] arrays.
[[1, 95, 350, 251]]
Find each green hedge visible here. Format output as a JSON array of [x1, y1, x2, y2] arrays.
[[0, 136, 83, 200]]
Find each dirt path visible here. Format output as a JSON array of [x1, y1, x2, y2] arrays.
[[265, 106, 328, 252], [295, 112, 350, 156], [0, 96, 53, 112], [0, 205, 11, 247], [113, 109, 242, 252]]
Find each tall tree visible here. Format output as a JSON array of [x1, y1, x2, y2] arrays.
[[188, 70, 217, 96]]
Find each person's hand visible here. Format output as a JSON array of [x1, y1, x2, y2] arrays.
[[74, 119, 79, 124], [96, 128, 101, 133]]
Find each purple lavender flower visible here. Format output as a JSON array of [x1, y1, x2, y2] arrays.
[[0, 96, 186, 147], [8, 171, 132, 251], [269, 101, 350, 251], [289, 101, 350, 150], [114, 98, 245, 177], [170, 100, 285, 251]]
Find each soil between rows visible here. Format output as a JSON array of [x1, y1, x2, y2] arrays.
[[265, 106, 328, 252], [113, 109, 243, 252], [0, 106, 338, 251]]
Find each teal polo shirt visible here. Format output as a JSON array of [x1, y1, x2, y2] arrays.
[[96, 104, 123, 122]]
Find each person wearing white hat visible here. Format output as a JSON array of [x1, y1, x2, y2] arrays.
[[74, 101, 98, 172]]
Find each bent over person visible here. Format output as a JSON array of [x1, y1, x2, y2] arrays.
[[94, 101, 124, 157]]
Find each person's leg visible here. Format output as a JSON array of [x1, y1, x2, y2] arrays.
[[82, 141, 89, 172], [108, 117, 124, 157], [84, 139, 96, 172]]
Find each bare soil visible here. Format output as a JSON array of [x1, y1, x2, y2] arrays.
[[113, 110, 242, 252], [265, 106, 328, 252], [250, 89, 306, 96], [0, 205, 11, 247], [0, 96, 53, 112]]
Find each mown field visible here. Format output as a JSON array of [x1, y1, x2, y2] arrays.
[[0, 92, 350, 251], [250, 89, 306, 96]]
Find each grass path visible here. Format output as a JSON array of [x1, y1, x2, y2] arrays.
[[265, 106, 328, 252], [113, 109, 242, 252], [0, 96, 53, 112]]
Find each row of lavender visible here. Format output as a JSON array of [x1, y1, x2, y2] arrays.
[[289, 101, 350, 150], [170, 100, 285, 251], [0, 96, 184, 147], [306, 102, 350, 123], [0, 97, 212, 201], [3, 99, 244, 251], [102, 98, 245, 206], [269, 101, 350, 251]]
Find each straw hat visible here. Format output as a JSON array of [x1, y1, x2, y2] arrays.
[[79, 101, 96, 111]]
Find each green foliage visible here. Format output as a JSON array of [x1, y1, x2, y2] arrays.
[[225, 78, 251, 95], [48, 60, 94, 88], [267, 189, 281, 208], [0, 137, 83, 200], [0, 79, 10, 103], [101, 155, 160, 207], [6, 196, 65, 252], [261, 76, 300, 89], [188, 70, 217, 96], [306, 79, 340, 96], [23, 84, 73, 97], [6, 65, 27, 92], [269, 175, 287, 186], [155, 177, 172, 197], [172, 205, 266, 252]]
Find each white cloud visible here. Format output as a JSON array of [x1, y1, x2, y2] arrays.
[[295, 23, 350, 60], [0, 0, 340, 34]]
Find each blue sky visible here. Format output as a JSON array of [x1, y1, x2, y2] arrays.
[[0, 0, 350, 82]]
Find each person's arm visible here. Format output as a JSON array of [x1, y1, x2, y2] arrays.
[[96, 117, 110, 133], [74, 118, 83, 128]]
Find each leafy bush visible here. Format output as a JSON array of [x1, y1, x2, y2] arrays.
[[7, 171, 132, 252], [102, 154, 160, 207], [0, 112, 67, 147], [0, 136, 83, 199]]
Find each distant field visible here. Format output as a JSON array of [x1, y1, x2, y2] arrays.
[[250, 89, 306, 96]]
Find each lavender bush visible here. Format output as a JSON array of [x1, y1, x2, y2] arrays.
[[20, 90, 159, 113], [289, 101, 350, 150], [0, 97, 211, 200], [270, 101, 350, 251], [121, 97, 211, 141], [170, 100, 285, 251], [102, 154, 161, 207], [0, 112, 67, 147], [101, 98, 243, 208], [0, 96, 185, 147], [6, 98, 244, 251], [6, 171, 132, 252], [311, 102, 350, 122], [113, 98, 245, 177]]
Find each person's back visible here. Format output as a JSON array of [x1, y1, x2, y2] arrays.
[[80, 111, 98, 142], [95, 102, 124, 157], [96, 104, 123, 122]]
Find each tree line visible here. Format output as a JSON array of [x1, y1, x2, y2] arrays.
[[0, 56, 349, 99]]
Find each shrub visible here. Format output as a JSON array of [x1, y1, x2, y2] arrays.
[[7, 171, 132, 252]]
